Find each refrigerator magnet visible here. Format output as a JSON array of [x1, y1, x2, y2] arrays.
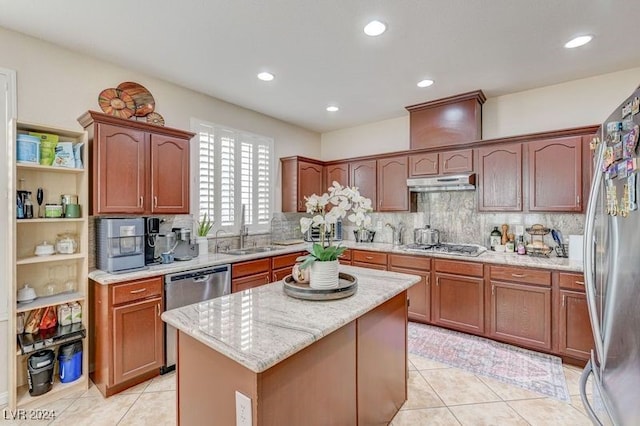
[[633, 97, 640, 115], [623, 102, 633, 117]]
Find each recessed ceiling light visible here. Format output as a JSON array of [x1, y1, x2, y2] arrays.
[[564, 35, 593, 49], [326, 106, 339, 112], [364, 20, 386, 37], [417, 79, 434, 88], [257, 72, 275, 81]]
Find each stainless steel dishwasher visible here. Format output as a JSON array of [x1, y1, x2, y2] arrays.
[[162, 264, 231, 372]]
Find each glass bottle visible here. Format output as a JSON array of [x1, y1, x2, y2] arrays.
[[490, 226, 502, 251], [516, 236, 526, 255], [23, 191, 33, 219]]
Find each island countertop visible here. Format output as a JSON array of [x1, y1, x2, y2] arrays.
[[161, 265, 420, 373]]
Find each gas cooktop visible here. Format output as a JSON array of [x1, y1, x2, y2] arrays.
[[403, 243, 487, 257]]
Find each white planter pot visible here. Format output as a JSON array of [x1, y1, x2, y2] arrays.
[[309, 259, 339, 289], [197, 237, 209, 257]]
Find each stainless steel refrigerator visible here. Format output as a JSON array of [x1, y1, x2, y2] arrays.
[[581, 85, 640, 425]]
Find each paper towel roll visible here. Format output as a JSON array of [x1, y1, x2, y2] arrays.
[[569, 235, 584, 262]]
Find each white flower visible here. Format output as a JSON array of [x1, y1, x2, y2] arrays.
[[300, 217, 313, 233]]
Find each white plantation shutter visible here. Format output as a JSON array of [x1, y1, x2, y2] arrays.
[[192, 119, 273, 234]]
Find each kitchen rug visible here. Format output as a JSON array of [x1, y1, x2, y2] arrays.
[[408, 322, 571, 402]]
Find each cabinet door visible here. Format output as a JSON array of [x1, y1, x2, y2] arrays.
[[409, 153, 438, 177], [440, 149, 473, 174], [432, 272, 484, 334], [94, 123, 146, 214], [377, 156, 409, 211], [232, 273, 271, 293], [389, 266, 430, 323], [478, 143, 522, 211], [529, 136, 582, 212], [325, 163, 349, 188], [113, 297, 163, 385], [298, 161, 324, 212], [489, 281, 551, 350], [558, 290, 593, 360], [349, 160, 377, 210], [150, 134, 190, 214]]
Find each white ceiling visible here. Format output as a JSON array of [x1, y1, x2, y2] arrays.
[[1, 0, 640, 133]]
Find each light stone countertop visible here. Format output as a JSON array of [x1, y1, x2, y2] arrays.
[[160, 265, 420, 373], [89, 240, 583, 285]]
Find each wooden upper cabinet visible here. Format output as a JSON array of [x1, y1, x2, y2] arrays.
[[406, 90, 486, 150], [377, 156, 409, 211], [409, 152, 438, 177], [440, 149, 473, 174], [325, 162, 349, 188], [281, 157, 324, 212], [478, 143, 522, 211], [529, 136, 582, 212], [349, 159, 377, 211], [150, 134, 190, 214], [93, 123, 147, 214], [78, 111, 194, 215]]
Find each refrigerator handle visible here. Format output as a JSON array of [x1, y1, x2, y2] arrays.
[[580, 359, 603, 426], [583, 140, 606, 363]]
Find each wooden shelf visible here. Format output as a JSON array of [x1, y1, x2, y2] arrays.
[[17, 218, 85, 224], [16, 253, 85, 265], [16, 163, 84, 174], [16, 292, 85, 313], [16, 375, 88, 409]]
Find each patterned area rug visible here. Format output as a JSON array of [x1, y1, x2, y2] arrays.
[[408, 322, 571, 402]]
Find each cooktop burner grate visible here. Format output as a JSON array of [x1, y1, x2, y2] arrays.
[[403, 243, 486, 257]]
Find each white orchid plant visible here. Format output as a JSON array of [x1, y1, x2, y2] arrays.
[[298, 181, 372, 269]]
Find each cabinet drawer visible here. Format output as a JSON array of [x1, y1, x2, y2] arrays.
[[558, 272, 586, 291], [434, 259, 482, 277], [352, 250, 387, 265], [271, 252, 305, 270], [232, 258, 271, 279], [490, 265, 551, 286], [339, 249, 352, 261], [112, 277, 163, 305], [389, 254, 431, 271], [232, 273, 271, 293]]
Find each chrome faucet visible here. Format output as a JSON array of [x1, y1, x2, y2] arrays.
[[386, 222, 406, 246], [239, 204, 249, 249]]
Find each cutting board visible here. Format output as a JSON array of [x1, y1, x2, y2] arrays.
[[272, 239, 305, 246]]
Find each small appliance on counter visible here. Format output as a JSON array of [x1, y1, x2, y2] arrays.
[[96, 217, 146, 273], [171, 227, 198, 261], [143, 216, 161, 265]]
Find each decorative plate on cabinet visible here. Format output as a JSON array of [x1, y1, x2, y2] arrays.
[[98, 88, 135, 119], [146, 112, 165, 126], [117, 81, 155, 116]]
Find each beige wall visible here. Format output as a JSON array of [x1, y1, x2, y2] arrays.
[[321, 67, 640, 160], [0, 27, 321, 210]]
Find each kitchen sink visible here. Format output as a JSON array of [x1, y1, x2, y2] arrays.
[[223, 246, 283, 255]]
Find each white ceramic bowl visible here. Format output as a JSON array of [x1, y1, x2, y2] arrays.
[[34, 241, 55, 256], [17, 284, 37, 303]]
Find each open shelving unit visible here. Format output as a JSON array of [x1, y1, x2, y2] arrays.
[[8, 120, 89, 410]]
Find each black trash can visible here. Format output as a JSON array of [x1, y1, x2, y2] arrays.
[[27, 349, 55, 396]]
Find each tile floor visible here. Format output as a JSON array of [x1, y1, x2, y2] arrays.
[[1, 354, 592, 425]]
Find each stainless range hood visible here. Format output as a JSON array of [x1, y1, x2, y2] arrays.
[[407, 173, 476, 192]]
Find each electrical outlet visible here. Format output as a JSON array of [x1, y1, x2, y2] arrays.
[[235, 391, 252, 426], [376, 220, 383, 230]]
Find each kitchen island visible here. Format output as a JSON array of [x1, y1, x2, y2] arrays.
[[161, 265, 420, 425]]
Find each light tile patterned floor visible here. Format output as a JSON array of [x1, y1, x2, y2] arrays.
[[1, 356, 592, 425]]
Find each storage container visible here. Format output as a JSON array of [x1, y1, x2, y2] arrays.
[[17, 134, 40, 164], [27, 349, 55, 396], [58, 340, 82, 383]]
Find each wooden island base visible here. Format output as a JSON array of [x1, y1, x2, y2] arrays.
[[177, 292, 408, 426]]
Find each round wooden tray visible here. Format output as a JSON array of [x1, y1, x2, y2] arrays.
[[282, 272, 357, 301]]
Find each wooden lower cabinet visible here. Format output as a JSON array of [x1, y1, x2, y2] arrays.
[[232, 258, 271, 293], [91, 276, 164, 397], [388, 254, 431, 323], [488, 281, 551, 350], [556, 272, 593, 361], [433, 272, 484, 334]]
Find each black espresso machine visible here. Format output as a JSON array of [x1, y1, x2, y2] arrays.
[[144, 217, 161, 265]]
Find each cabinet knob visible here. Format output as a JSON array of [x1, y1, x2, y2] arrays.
[[511, 273, 526, 278], [129, 288, 147, 294], [491, 284, 495, 296], [139, 196, 143, 208], [562, 295, 566, 307], [154, 196, 158, 208], [157, 303, 161, 316], [575, 280, 585, 286]]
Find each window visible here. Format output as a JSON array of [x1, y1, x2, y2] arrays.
[[191, 119, 274, 235]]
